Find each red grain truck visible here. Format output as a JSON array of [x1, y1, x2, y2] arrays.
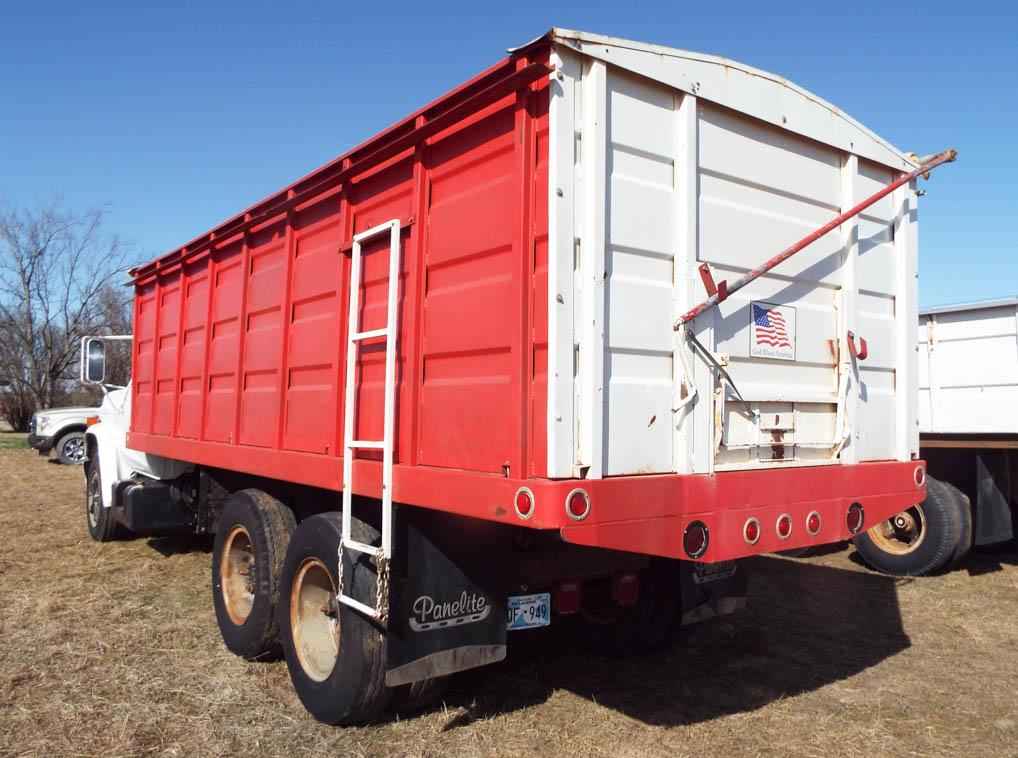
[[80, 29, 952, 724]]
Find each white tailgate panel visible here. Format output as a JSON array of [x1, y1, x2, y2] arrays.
[[602, 68, 678, 475], [548, 45, 918, 479], [698, 104, 844, 467]]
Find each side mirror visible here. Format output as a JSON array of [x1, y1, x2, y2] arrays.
[[81, 338, 106, 384]]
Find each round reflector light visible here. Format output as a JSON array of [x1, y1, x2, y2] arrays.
[[514, 487, 535, 520], [743, 518, 761, 545], [847, 502, 865, 534], [565, 488, 590, 521], [914, 465, 926, 488], [806, 511, 822, 536], [683, 521, 709, 559], [776, 514, 793, 540]]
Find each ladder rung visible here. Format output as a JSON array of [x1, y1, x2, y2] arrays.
[[351, 327, 388, 341], [337, 593, 382, 619], [343, 539, 383, 557], [348, 440, 384, 450]]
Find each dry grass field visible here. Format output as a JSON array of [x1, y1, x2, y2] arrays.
[[1, 437, 1017, 757]]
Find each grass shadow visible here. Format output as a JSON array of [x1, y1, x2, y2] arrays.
[[147, 534, 213, 557], [423, 555, 909, 729]]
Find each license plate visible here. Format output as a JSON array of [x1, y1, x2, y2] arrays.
[[506, 593, 551, 631], [693, 560, 737, 584]]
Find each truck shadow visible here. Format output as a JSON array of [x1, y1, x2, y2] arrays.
[[434, 555, 909, 729]]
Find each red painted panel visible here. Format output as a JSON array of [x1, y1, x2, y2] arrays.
[[176, 263, 209, 438], [284, 212, 341, 454], [240, 233, 286, 448], [530, 85, 550, 477], [153, 284, 180, 435], [132, 286, 157, 434], [419, 105, 517, 472], [129, 48, 553, 502], [204, 244, 243, 443]]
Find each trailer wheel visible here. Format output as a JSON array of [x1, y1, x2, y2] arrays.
[[278, 512, 392, 725], [56, 430, 87, 465], [568, 558, 679, 656], [948, 486, 973, 568], [212, 490, 296, 660], [85, 463, 125, 542], [853, 476, 963, 576]]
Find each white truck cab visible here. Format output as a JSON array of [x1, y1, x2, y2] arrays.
[[79, 336, 192, 525]]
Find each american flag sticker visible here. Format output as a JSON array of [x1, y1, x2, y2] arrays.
[[750, 301, 796, 361]]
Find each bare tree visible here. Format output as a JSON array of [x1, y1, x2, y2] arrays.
[[0, 197, 133, 430]]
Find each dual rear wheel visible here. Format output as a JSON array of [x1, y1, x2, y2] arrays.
[[211, 495, 445, 724], [853, 475, 972, 576]]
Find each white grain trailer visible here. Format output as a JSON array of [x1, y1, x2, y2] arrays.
[[854, 298, 1018, 575]]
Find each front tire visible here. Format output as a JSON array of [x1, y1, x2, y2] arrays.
[[278, 512, 392, 725], [85, 463, 125, 542], [211, 489, 296, 660], [57, 430, 87, 465], [853, 476, 964, 576]]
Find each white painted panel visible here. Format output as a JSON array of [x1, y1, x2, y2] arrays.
[[921, 303, 1018, 432], [547, 43, 917, 479], [856, 367, 896, 460], [600, 66, 678, 475]]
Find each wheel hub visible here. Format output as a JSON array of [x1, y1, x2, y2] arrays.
[[64, 436, 85, 463], [220, 526, 256, 626], [867, 503, 927, 556], [290, 558, 340, 682]]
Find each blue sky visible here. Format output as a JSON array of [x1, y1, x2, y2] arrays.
[[2, 1, 1014, 307]]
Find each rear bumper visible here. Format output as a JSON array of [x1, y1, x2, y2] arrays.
[[27, 433, 55, 454], [552, 460, 926, 562]]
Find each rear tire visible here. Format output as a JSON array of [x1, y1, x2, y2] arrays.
[[212, 490, 296, 660], [853, 476, 963, 576], [391, 676, 449, 715], [85, 463, 125, 542], [948, 486, 973, 568], [57, 430, 87, 465], [567, 558, 679, 656], [278, 512, 392, 725]]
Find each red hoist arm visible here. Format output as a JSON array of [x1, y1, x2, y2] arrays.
[[676, 148, 958, 328]]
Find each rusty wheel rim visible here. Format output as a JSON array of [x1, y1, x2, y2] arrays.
[[220, 526, 256, 626], [867, 504, 927, 556], [290, 558, 340, 682], [86, 471, 101, 530]]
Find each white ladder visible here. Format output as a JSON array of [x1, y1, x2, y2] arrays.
[[339, 218, 401, 621]]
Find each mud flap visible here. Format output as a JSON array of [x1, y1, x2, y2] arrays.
[[679, 559, 748, 626], [385, 508, 511, 687]]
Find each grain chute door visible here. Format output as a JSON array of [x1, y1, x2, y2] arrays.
[[697, 104, 845, 470]]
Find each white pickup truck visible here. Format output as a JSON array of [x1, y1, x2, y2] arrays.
[[29, 395, 124, 465]]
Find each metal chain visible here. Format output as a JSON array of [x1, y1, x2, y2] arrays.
[[375, 555, 390, 623]]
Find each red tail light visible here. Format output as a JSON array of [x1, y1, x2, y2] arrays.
[[743, 518, 761, 545], [806, 511, 822, 535], [514, 487, 535, 520], [565, 489, 590, 521], [615, 572, 639, 606], [556, 580, 581, 615], [683, 521, 709, 559], [847, 502, 865, 534], [776, 514, 793, 540]]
